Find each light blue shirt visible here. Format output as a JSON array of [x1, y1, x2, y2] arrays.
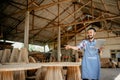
[[77, 40, 100, 80]]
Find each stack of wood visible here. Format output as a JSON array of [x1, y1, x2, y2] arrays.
[[1, 49, 11, 63], [27, 56, 37, 80], [29, 52, 46, 62], [11, 48, 29, 80], [44, 67, 63, 80], [0, 48, 29, 80], [66, 66, 81, 80], [0, 49, 13, 80], [100, 58, 111, 68], [36, 67, 47, 80], [0, 50, 3, 62]]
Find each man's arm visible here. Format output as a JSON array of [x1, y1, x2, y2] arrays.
[[65, 45, 79, 50]]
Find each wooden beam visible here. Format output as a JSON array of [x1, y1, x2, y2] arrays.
[[8, 2, 23, 10], [57, 0, 61, 62], [18, 15, 120, 38], [30, 13, 58, 25], [1, 13, 21, 22], [60, 1, 91, 23], [46, 14, 112, 43], [32, 10, 35, 30], [29, 3, 73, 40], [100, 0, 107, 11], [45, 8, 57, 17], [11, 0, 72, 15], [24, 11, 30, 49], [29, 0, 72, 11], [61, 15, 120, 27], [16, 15, 120, 34], [4, 17, 25, 36], [78, 2, 119, 16], [52, 0, 75, 19], [10, 1, 26, 7], [117, 0, 120, 12], [90, 0, 94, 19]]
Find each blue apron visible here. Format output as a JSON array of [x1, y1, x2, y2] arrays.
[[77, 40, 100, 80]]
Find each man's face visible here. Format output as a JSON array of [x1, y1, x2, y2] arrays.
[[87, 29, 96, 39]]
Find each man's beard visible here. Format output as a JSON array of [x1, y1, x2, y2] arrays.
[[87, 35, 94, 39]]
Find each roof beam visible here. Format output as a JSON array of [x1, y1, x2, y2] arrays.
[[30, 13, 58, 25], [9, 1, 26, 7], [60, 1, 91, 23], [0, 12, 22, 22], [8, 2, 23, 10], [117, 0, 120, 13], [51, 0, 75, 20], [61, 15, 120, 27], [16, 15, 120, 33], [78, 2, 119, 16], [5, 17, 25, 35], [29, 3, 73, 40], [11, 0, 73, 15]]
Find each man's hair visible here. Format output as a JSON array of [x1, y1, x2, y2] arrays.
[[87, 27, 96, 32]]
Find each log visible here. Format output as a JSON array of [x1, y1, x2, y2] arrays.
[[1, 71, 13, 80], [0, 50, 3, 62], [17, 48, 29, 80], [18, 48, 29, 63], [36, 67, 47, 80], [67, 66, 81, 80], [44, 67, 63, 80], [27, 56, 37, 77], [9, 48, 19, 62], [10, 48, 29, 80], [1, 49, 11, 63]]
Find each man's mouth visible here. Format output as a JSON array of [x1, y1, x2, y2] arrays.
[[88, 35, 93, 39]]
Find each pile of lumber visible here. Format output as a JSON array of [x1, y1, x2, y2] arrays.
[[100, 58, 111, 68], [0, 48, 29, 80], [29, 52, 46, 62]]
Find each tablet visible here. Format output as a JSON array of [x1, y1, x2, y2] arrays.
[[95, 39, 106, 49]]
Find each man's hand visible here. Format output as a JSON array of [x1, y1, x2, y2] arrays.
[[99, 46, 104, 51], [99, 46, 104, 55], [64, 45, 71, 50], [64, 45, 79, 50]]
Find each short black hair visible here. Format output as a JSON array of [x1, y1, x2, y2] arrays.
[[87, 27, 96, 32]]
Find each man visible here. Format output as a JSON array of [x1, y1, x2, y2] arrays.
[[65, 27, 102, 80]]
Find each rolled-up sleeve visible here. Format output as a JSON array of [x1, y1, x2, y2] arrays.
[[77, 40, 86, 50]]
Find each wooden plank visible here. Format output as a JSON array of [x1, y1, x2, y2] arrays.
[[1, 71, 13, 80], [44, 67, 63, 80], [60, 1, 91, 23], [1, 49, 11, 63], [36, 67, 47, 80], [30, 3, 73, 40], [10, 0, 72, 15], [18, 48, 29, 63], [9, 48, 19, 62], [67, 66, 81, 80], [0, 50, 3, 62], [24, 11, 30, 49], [0, 62, 80, 71]]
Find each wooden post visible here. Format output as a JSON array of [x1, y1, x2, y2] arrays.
[[24, 11, 29, 49], [57, 26, 61, 62], [57, 1, 61, 62], [74, 4, 78, 62]]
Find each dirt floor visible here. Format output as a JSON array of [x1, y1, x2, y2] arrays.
[[101, 68, 120, 80]]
